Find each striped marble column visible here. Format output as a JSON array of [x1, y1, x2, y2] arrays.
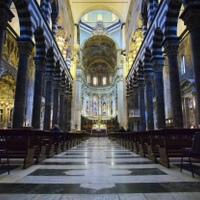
[[143, 65, 154, 130], [163, 38, 183, 128], [32, 57, 46, 129], [52, 61, 61, 127], [12, 39, 34, 128], [43, 48, 55, 130], [59, 71, 66, 130], [152, 58, 165, 129], [137, 62, 146, 131]]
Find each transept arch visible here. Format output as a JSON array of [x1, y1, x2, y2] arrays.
[[76, 5, 123, 23]]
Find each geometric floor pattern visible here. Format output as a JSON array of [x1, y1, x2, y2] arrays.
[[0, 137, 200, 200]]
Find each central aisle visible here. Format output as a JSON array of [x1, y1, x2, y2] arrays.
[[0, 137, 200, 199]]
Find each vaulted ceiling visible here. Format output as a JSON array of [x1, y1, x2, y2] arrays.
[[82, 35, 117, 77], [69, 0, 131, 23]]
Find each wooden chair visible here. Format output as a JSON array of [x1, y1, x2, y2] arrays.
[[0, 149, 10, 175], [180, 131, 200, 177]]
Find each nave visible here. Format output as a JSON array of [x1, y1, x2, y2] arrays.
[[0, 137, 200, 200]]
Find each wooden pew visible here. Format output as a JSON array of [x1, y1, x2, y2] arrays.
[[138, 131, 150, 157], [146, 130, 164, 163], [0, 129, 36, 169], [157, 128, 199, 168], [30, 130, 47, 163]]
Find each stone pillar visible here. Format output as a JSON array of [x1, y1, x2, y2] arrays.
[[52, 61, 61, 127], [117, 76, 126, 128], [25, 57, 35, 127], [62, 90, 68, 131], [51, 14, 58, 37], [45, 1, 52, 25], [133, 87, 139, 131], [153, 0, 158, 12], [137, 66, 146, 131], [0, 3, 14, 73], [74, 72, 82, 130], [126, 92, 131, 129], [67, 85, 72, 131], [32, 57, 46, 129], [163, 38, 183, 127], [180, 3, 200, 126], [59, 71, 66, 130], [142, 16, 148, 36], [12, 39, 34, 128], [121, 23, 126, 50], [43, 49, 55, 130], [147, 1, 154, 24], [152, 58, 165, 129], [74, 24, 78, 44], [143, 66, 154, 130], [40, 0, 46, 15]]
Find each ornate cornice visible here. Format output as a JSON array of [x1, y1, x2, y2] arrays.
[[17, 39, 34, 56], [162, 38, 179, 56], [34, 57, 46, 71], [180, 4, 200, 31], [151, 58, 164, 72]]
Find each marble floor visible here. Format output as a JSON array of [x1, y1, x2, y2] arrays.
[[0, 137, 200, 200]]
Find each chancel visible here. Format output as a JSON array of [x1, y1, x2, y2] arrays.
[[0, 0, 200, 199], [91, 116, 107, 134]]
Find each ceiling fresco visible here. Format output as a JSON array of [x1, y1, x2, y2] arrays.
[[82, 35, 117, 77]]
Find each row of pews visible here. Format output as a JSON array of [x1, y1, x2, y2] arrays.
[[0, 129, 89, 169], [108, 128, 200, 168]]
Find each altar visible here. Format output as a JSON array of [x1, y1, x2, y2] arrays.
[[91, 124, 107, 134]]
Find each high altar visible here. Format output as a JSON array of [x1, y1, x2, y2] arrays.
[[91, 117, 107, 134]]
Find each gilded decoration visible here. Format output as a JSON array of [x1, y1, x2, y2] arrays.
[[2, 29, 19, 69], [0, 73, 15, 128]]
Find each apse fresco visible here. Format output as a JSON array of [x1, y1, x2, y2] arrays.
[[82, 35, 117, 87]]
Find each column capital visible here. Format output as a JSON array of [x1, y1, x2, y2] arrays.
[[151, 57, 164, 72], [17, 38, 34, 55], [180, 4, 200, 31], [137, 78, 145, 88], [45, 63, 55, 81], [144, 71, 154, 83], [34, 57, 46, 71], [53, 62, 61, 84], [162, 37, 179, 56], [0, 5, 14, 29]]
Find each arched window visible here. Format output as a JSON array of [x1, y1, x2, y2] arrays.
[[180, 55, 186, 75], [102, 77, 106, 85], [87, 75, 90, 84], [93, 77, 98, 85], [109, 75, 112, 83]]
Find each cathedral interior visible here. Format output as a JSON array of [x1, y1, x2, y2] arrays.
[[0, 0, 199, 133], [1, 0, 200, 199]]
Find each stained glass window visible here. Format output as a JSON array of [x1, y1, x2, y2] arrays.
[[93, 96, 98, 116]]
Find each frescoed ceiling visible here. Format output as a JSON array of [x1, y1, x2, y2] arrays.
[[82, 35, 117, 77]]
